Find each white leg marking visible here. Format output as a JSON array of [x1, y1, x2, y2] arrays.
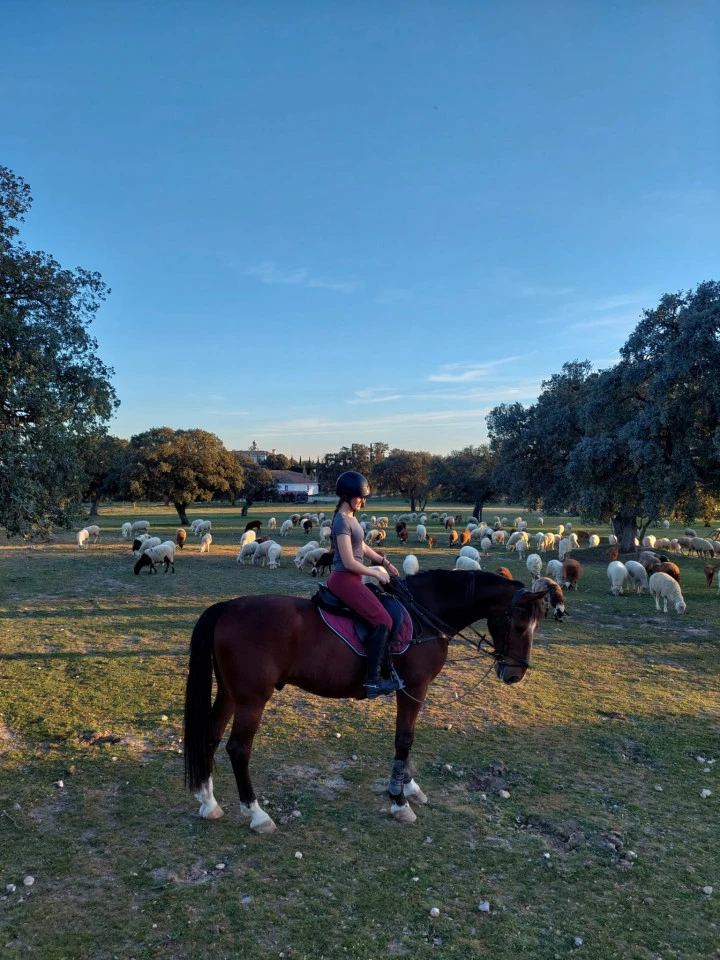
[[391, 802, 417, 823], [240, 800, 277, 834], [403, 778, 428, 805], [195, 778, 224, 820]]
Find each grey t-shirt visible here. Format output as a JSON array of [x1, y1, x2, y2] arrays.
[[331, 512, 365, 573]]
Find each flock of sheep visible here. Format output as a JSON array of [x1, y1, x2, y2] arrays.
[[72, 511, 720, 615]]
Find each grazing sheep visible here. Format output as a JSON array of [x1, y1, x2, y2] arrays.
[[704, 564, 719, 587], [240, 529, 257, 548], [658, 561, 681, 583], [319, 525, 333, 544], [403, 555, 419, 576], [654, 538, 671, 550], [294, 541, 321, 570], [588, 534, 600, 548], [196, 520, 212, 537], [546, 558, 564, 582], [427, 536, 437, 549], [494, 567, 513, 579], [625, 560, 649, 594], [459, 545, 480, 562], [236, 542, 258, 564], [491, 530, 506, 546], [85, 524, 101, 542], [398, 528, 409, 545], [516, 539, 527, 560], [537, 518, 544, 526], [134, 540, 176, 575], [642, 535, 656, 549], [526, 554, 542, 581], [311, 550, 334, 577], [531, 577, 567, 620], [267, 517, 277, 530], [280, 519, 293, 537], [649, 572, 687, 614], [607, 546, 619, 562], [245, 520, 262, 534], [77, 528, 90, 549], [455, 556, 481, 571], [691, 537, 715, 559], [199, 533, 212, 553], [445, 517, 455, 529], [300, 519, 312, 535], [121, 522, 133, 538], [131, 520, 150, 535], [135, 536, 161, 558], [190, 519, 203, 534], [267, 543, 283, 569], [480, 536, 492, 557], [608, 534, 618, 545], [662, 520, 670, 529], [470, 527, 485, 541], [365, 529, 386, 545], [558, 537, 573, 561], [253, 539, 280, 566], [416, 524, 427, 542], [557, 525, 565, 536], [565, 522, 572, 533], [638, 551, 661, 575], [561, 558, 583, 591], [176, 528, 186, 549], [448, 530, 459, 546], [607, 561, 629, 596], [685, 528, 697, 538], [506, 531, 524, 550], [131, 534, 150, 553], [460, 530, 472, 546]]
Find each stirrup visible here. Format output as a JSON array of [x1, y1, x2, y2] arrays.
[[364, 672, 404, 699]]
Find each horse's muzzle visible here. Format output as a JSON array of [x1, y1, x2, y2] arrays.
[[496, 662, 526, 684]]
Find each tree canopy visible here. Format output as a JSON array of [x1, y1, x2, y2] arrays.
[[371, 449, 435, 511], [125, 428, 244, 524], [429, 445, 497, 519], [0, 166, 118, 536]]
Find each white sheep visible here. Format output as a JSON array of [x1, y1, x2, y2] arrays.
[[403, 554, 419, 576], [608, 534, 618, 545], [607, 561, 629, 596], [268, 517, 277, 530], [662, 520, 670, 529], [685, 528, 697, 538], [121, 522, 132, 538], [535, 531, 546, 549], [85, 524, 101, 542], [294, 546, 326, 571], [557, 524, 565, 536], [140, 540, 176, 574], [642, 535, 656, 549], [199, 533, 212, 553], [546, 558, 564, 582], [588, 534, 600, 548], [506, 531, 524, 550], [294, 541, 320, 569], [236, 542, 258, 564], [240, 530, 257, 547], [455, 556, 481, 571], [416, 524, 427, 542], [196, 520, 212, 537], [625, 560, 649, 594], [319, 526, 333, 544], [267, 543, 283, 569], [135, 536, 161, 558], [649, 572, 687, 614], [131, 520, 150, 535], [190, 519, 203, 534], [280, 519, 294, 537], [365, 529, 385, 545], [459, 545, 480, 562], [470, 527, 485, 541], [491, 530, 506, 546], [480, 536, 492, 557], [77, 528, 90, 549], [516, 539, 527, 560], [537, 517, 544, 526], [526, 554, 542, 581]]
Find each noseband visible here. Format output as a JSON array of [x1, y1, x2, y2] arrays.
[[485, 587, 533, 670]]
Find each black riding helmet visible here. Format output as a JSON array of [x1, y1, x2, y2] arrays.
[[335, 471, 370, 499]]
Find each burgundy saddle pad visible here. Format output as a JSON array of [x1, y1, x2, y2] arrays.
[[318, 603, 413, 656]]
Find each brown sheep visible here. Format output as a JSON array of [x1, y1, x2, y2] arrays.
[[494, 567, 513, 580], [454, 514, 463, 524], [658, 561, 681, 584], [395, 521, 407, 539], [607, 546, 619, 562], [448, 530, 458, 546], [302, 519, 313, 534], [175, 528, 186, 550], [291, 513, 302, 526], [704, 564, 719, 587], [427, 536, 437, 549], [445, 517, 455, 529], [562, 558, 583, 590], [638, 550, 661, 575], [398, 528, 409, 545], [460, 530, 471, 546]]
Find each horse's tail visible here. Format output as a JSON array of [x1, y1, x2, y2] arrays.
[[183, 601, 227, 790]]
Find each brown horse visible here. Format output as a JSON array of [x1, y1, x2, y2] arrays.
[[183, 570, 548, 834]]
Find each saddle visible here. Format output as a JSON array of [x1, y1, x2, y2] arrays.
[[311, 584, 412, 655]]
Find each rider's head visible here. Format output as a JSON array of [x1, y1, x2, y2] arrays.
[[335, 471, 370, 514]]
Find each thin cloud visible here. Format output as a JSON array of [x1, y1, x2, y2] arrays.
[[257, 408, 489, 438], [428, 356, 527, 383], [245, 261, 356, 294]]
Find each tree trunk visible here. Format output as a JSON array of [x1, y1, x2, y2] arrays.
[[611, 511, 637, 553], [410, 496, 416, 512], [418, 497, 428, 511], [89, 494, 101, 517], [174, 502, 190, 525], [472, 498, 485, 521], [241, 501, 250, 516]]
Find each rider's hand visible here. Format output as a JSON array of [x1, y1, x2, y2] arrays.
[[373, 566, 391, 585], [387, 563, 399, 577]]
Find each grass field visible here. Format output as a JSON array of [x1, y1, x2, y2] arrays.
[[0, 503, 718, 959]]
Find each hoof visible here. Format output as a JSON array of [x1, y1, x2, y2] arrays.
[[405, 787, 428, 806], [251, 816, 277, 835], [391, 803, 417, 823], [201, 804, 224, 820]]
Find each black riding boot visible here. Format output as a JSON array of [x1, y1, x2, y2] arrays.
[[364, 624, 403, 699]]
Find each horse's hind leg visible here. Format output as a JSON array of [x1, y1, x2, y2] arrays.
[[195, 688, 235, 820], [226, 701, 276, 835], [388, 692, 429, 823]]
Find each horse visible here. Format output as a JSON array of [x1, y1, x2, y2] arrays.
[[183, 570, 549, 834]]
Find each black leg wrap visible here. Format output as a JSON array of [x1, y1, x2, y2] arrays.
[[389, 759, 405, 797]]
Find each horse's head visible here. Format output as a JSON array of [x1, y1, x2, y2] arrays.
[[488, 585, 547, 684]]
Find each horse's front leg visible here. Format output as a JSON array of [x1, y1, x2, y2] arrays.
[[226, 701, 277, 834], [388, 690, 429, 823]]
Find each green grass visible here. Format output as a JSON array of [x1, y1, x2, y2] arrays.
[[0, 503, 718, 959]]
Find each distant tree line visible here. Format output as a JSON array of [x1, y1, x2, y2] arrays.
[[2, 164, 718, 539]]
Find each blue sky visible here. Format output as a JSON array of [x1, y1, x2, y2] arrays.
[[3, 1, 718, 458]]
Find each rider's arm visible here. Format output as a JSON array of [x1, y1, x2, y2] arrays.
[[362, 542, 399, 577], [337, 534, 387, 581]]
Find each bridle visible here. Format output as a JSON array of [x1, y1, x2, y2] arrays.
[[386, 578, 535, 671]]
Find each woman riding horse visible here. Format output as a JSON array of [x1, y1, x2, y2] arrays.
[[327, 471, 402, 698]]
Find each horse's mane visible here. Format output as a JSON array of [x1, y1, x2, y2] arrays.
[[404, 569, 525, 597]]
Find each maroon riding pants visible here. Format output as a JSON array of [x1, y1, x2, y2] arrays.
[[327, 571, 392, 629]]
